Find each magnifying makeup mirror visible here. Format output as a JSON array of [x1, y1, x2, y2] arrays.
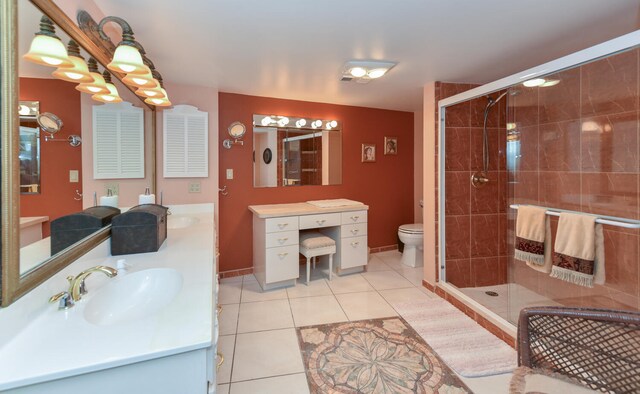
[[36, 112, 82, 147], [223, 121, 246, 149]]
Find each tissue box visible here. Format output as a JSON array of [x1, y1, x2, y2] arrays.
[[51, 206, 121, 255], [110, 204, 169, 255]]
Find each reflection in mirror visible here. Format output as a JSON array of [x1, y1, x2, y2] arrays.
[[19, 102, 41, 194], [253, 114, 342, 187]]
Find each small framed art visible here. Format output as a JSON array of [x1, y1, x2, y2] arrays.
[[362, 143, 376, 162], [384, 137, 397, 155]]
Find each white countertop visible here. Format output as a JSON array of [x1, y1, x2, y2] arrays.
[[249, 201, 368, 218], [0, 204, 216, 391]]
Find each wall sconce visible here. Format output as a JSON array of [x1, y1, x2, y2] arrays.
[[223, 122, 246, 149], [23, 16, 72, 67]]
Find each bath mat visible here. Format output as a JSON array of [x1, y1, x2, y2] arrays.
[[391, 299, 517, 378], [296, 317, 471, 393]]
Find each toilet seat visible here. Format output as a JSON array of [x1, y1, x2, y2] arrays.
[[399, 223, 423, 234]]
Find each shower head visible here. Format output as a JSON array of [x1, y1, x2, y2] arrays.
[[486, 90, 509, 108]]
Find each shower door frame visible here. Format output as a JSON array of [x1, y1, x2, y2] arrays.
[[437, 30, 640, 328]]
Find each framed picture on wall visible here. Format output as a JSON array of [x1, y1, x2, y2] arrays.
[[362, 143, 376, 162], [384, 137, 398, 155]]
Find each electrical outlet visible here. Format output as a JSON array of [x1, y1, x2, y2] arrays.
[[188, 182, 201, 193], [226, 169, 234, 180], [69, 170, 79, 183], [105, 183, 119, 196]]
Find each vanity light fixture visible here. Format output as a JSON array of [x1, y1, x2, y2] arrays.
[[144, 74, 172, 107], [51, 40, 94, 83], [75, 58, 110, 95], [295, 119, 307, 128], [98, 16, 147, 74], [261, 116, 274, 126], [23, 16, 72, 67], [341, 60, 397, 84], [122, 65, 159, 89], [311, 120, 323, 129], [277, 117, 290, 127], [92, 71, 123, 103], [254, 114, 340, 132]]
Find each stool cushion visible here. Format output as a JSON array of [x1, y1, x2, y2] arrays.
[[300, 232, 335, 249]]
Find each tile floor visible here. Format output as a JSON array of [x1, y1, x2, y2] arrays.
[[217, 250, 512, 393]]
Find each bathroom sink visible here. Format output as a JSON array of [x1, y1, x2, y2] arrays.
[[167, 215, 200, 229], [84, 268, 183, 326]]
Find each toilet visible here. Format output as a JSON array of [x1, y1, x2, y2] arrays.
[[398, 223, 424, 267]]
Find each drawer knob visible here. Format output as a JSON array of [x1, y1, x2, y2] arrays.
[[278, 252, 289, 258], [278, 237, 288, 243], [351, 241, 360, 247], [316, 219, 326, 225], [350, 229, 358, 235], [277, 223, 289, 229], [350, 216, 359, 221]]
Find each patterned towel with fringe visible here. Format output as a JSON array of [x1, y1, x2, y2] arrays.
[[551, 212, 605, 288], [515, 205, 552, 273]]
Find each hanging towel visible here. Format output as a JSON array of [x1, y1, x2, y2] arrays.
[[550, 213, 605, 288], [515, 205, 552, 273]]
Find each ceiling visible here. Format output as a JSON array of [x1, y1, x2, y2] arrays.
[[43, 1, 640, 111]]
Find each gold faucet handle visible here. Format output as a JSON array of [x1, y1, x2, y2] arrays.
[[48, 291, 68, 303]]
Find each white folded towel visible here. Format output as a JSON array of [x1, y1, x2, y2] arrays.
[[550, 213, 605, 288], [515, 206, 552, 273]]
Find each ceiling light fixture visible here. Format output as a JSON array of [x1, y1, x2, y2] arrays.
[[523, 78, 546, 87], [51, 40, 94, 83], [75, 57, 110, 94], [341, 60, 396, 84], [23, 16, 72, 67], [92, 71, 123, 103]]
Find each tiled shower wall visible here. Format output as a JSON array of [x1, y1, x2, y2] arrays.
[[508, 47, 640, 312], [437, 82, 509, 288]]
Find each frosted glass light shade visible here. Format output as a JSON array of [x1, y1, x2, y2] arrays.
[[52, 56, 94, 83], [92, 83, 123, 103], [145, 89, 171, 107], [136, 83, 166, 99], [23, 35, 72, 67], [107, 44, 146, 74], [122, 66, 158, 88], [76, 71, 110, 94]]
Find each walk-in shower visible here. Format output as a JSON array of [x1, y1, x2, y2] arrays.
[[438, 33, 640, 328]]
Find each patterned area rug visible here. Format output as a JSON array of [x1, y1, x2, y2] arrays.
[[296, 317, 471, 393]]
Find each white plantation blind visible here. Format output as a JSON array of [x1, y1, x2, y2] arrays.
[[92, 102, 144, 179], [163, 105, 208, 178]]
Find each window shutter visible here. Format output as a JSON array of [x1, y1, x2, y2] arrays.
[[163, 105, 208, 178], [92, 102, 144, 179]]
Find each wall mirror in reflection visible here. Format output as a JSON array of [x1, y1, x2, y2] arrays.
[[253, 114, 342, 187]]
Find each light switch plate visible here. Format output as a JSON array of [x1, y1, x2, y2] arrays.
[[69, 170, 79, 183], [105, 183, 119, 196], [226, 169, 233, 180], [188, 182, 201, 193]]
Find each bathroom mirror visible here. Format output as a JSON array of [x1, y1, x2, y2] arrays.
[[1, 0, 158, 306], [253, 114, 342, 188]]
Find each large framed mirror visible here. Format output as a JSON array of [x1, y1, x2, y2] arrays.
[[252, 114, 342, 187], [1, 0, 157, 306]]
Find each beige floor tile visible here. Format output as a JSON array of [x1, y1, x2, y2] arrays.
[[396, 266, 425, 286], [289, 295, 348, 327], [418, 285, 437, 298], [232, 328, 304, 382], [361, 270, 414, 290], [365, 256, 393, 272], [326, 274, 374, 294], [219, 281, 242, 304], [379, 287, 434, 305], [287, 278, 333, 298], [237, 299, 294, 333], [335, 291, 397, 321], [218, 303, 239, 335], [229, 373, 310, 394], [220, 276, 242, 284], [375, 251, 404, 270], [242, 274, 258, 283], [241, 280, 288, 303], [217, 384, 230, 394], [217, 335, 236, 384]]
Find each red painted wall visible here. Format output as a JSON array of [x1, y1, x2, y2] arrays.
[[19, 77, 83, 236], [218, 93, 414, 272]]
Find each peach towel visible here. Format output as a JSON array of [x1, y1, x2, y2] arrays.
[[515, 206, 552, 273], [550, 213, 605, 288]]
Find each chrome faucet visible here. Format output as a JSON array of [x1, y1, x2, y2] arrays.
[[48, 265, 117, 309]]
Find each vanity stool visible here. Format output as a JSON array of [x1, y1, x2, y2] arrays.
[[299, 232, 336, 285]]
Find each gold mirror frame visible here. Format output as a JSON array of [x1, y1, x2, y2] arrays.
[[1, 0, 157, 306]]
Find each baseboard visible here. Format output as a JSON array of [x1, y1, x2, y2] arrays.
[[219, 267, 254, 279], [421, 280, 436, 292], [370, 244, 398, 253]]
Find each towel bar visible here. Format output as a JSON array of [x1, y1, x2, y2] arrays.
[[509, 204, 640, 229]]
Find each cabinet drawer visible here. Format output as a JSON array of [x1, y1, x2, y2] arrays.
[[265, 216, 299, 233], [342, 223, 367, 238], [299, 213, 341, 230], [340, 235, 368, 269], [341, 210, 367, 225], [266, 230, 299, 248], [265, 245, 299, 283]]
